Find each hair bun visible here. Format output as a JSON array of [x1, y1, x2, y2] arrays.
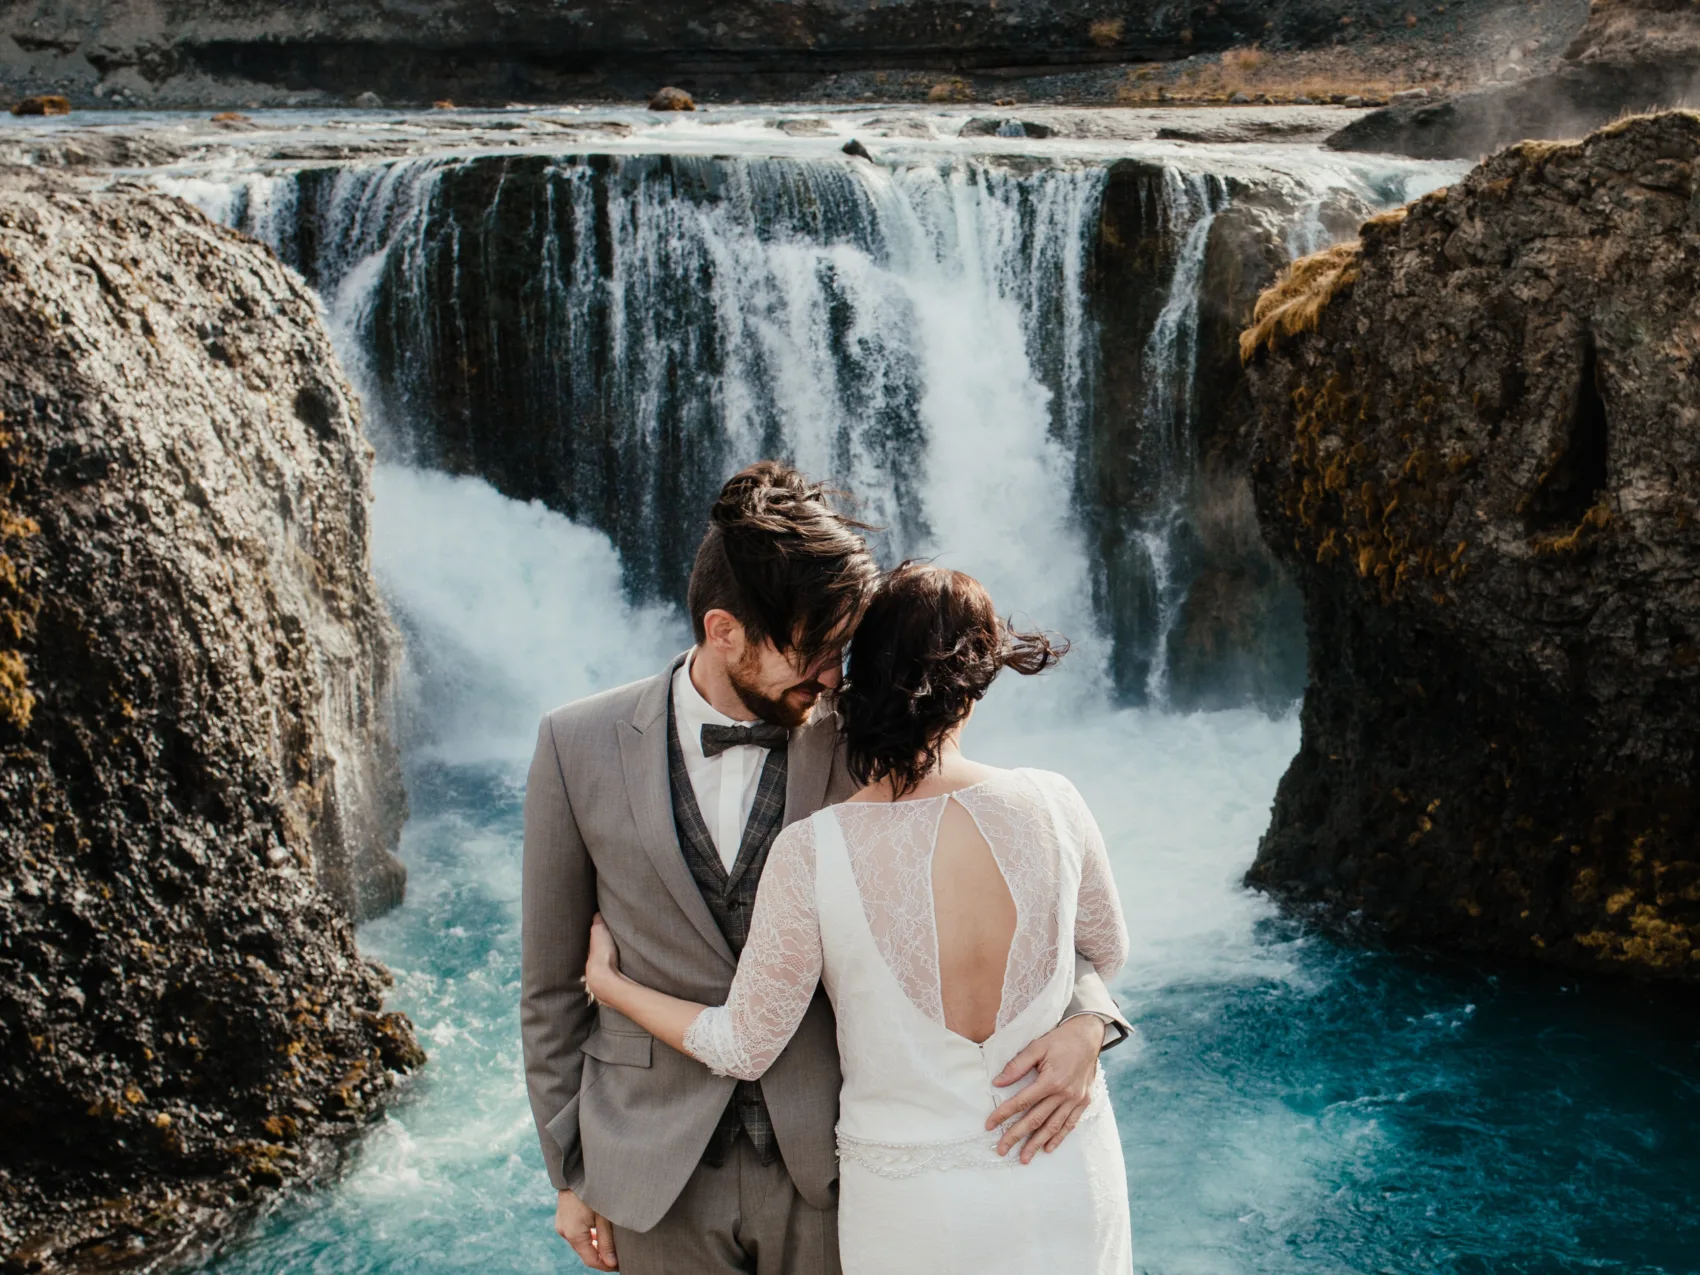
[[840, 562, 1067, 797]]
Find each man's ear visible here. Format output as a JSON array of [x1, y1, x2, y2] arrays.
[[701, 609, 746, 657]]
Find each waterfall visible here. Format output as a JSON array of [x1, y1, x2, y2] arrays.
[[161, 141, 1442, 712], [177, 152, 1130, 693]]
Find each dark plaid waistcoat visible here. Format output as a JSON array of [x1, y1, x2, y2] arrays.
[[666, 697, 790, 1168]]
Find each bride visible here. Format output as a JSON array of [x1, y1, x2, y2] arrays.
[[585, 561, 1132, 1273]]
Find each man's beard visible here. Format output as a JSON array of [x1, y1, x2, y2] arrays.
[[728, 654, 826, 730]]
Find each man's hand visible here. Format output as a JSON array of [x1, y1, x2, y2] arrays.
[[986, 1014, 1105, 1164], [555, 1189, 618, 1271]]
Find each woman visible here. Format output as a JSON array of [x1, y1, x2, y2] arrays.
[[585, 562, 1132, 1273]]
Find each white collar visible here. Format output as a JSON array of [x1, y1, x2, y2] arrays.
[[673, 650, 751, 757]]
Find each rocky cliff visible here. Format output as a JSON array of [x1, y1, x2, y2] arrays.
[[0, 168, 421, 1270], [1244, 110, 1700, 980], [0, 0, 1571, 107], [1330, 0, 1700, 158]]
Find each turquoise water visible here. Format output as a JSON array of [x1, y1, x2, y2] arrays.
[[205, 757, 1700, 1274], [200, 468, 1700, 1275]]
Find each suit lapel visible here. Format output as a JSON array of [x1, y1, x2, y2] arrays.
[[784, 709, 839, 826], [618, 658, 736, 969]]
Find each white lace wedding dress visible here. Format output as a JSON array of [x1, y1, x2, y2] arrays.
[[682, 768, 1132, 1273]]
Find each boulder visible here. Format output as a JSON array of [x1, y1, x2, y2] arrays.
[[1243, 111, 1700, 980], [1330, 0, 1700, 159], [0, 167, 419, 1267], [9, 95, 70, 116], [648, 85, 695, 111]]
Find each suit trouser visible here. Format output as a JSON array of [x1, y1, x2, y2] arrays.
[[612, 1136, 841, 1275]]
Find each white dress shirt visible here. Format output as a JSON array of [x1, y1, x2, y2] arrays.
[[672, 652, 774, 874]]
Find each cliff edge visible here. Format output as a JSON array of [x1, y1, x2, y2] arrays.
[[0, 169, 420, 1270], [1244, 111, 1700, 980]]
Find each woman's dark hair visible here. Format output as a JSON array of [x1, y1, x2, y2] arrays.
[[839, 562, 1067, 797], [687, 461, 879, 667]]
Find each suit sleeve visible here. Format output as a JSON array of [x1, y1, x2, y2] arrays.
[[1062, 957, 1132, 1051], [520, 714, 598, 1192]]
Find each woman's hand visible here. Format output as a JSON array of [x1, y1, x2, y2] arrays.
[[584, 913, 623, 1005]]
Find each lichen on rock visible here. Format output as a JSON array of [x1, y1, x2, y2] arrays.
[[1244, 110, 1700, 981], [0, 167, 419, 1269]]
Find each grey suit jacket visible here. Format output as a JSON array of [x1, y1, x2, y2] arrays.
[[521, 653, 1131, 1233]]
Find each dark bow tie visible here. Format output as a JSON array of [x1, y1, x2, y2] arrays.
[[700, 722, 790, 758]]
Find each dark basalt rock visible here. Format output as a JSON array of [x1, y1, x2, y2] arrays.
[[9, 94, 71, 115], [1244, 111, 1700, 979], [0, 168, 420, 1270], [1330, 0, 1700, 159], [959, 117, 1056, 139]]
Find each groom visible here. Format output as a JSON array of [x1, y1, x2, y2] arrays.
[[521, 461, 1131, 1274]]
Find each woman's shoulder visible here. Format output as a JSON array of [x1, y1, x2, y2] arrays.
[[1008, 766, 1085, 799], [774, 812, 823, 854]]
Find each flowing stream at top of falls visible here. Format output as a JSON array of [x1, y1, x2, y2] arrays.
[[124, 107, 1700, 1274]]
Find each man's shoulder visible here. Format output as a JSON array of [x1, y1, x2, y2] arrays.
[[541, 661, 677, 746], [798, 703, 845, 744]]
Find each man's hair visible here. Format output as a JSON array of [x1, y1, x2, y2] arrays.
[[687, 461, 879, 665]]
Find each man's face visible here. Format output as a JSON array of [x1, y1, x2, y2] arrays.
[[727, 625, 850, 730]]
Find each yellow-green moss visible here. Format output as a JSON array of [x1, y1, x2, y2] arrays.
[[1532, 498, 1613, 556], [1240, 241, 1363, 363], [0, 417, 38, 729]]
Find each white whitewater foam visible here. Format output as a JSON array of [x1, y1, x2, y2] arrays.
[[370, 464, 687, 765]]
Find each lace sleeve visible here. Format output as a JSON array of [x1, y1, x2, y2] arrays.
[[1064, 780, 1129, 980], [681, 817, 824, 1082]]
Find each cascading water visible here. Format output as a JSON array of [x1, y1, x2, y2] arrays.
[[1130, 171, 1225, 706], [151, 112, 1700, 1273], [193, 152, 1110, 650]]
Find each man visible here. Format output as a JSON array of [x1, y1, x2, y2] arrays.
[[521, 461, 1131, 1273]]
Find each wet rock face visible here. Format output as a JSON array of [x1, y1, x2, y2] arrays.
[[0, 169, 419, 1268], [1087, 162, 1325, 709], [1245, 112, 1700, 979], [1330, 0, 1700, 159]]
